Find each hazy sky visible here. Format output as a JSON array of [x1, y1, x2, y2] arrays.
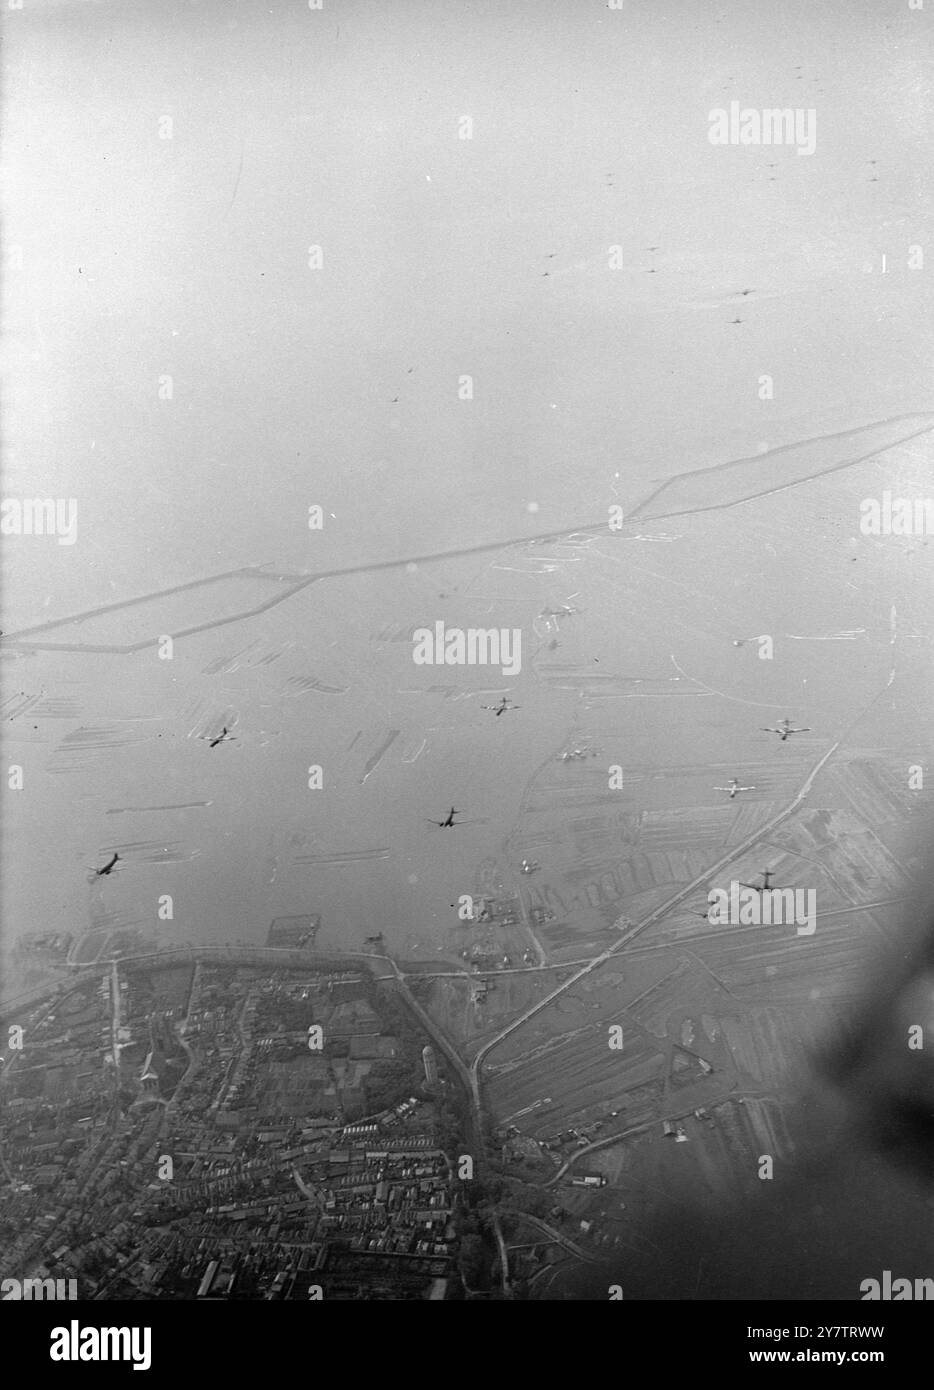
[[4, 0, 933, 627], [3, 0, 934, 1004]]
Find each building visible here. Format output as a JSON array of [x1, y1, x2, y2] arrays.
[[421, 1045, 438, 1090]]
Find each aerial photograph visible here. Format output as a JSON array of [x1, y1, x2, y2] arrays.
[[2, 0, 933, 1357]]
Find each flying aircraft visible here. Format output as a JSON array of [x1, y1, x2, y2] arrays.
[[203, 726, 234, 748], [429, 807, 463, 829], [481, 697, 519, 717], [740, 869, 778, 893], [93, 853, 120, 877], [714, 778, 757, 799], [761, 718, 810, 741]]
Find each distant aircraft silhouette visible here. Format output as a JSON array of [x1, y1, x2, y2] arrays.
[[762, 718, 810, 741], [481, 697, 519, 717], [714, 778, 757, 799], [202, 727, 234, 748], [428, 807, 463, 829], [740, 868, 778, 892], [93, 853, 120, 877]]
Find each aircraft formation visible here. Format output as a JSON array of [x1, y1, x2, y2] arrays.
[[433, 712, 809, 836]]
